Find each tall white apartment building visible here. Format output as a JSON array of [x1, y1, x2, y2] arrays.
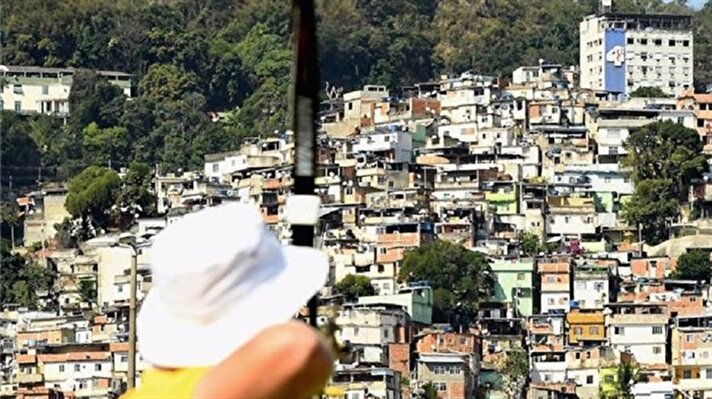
[[580, 2, 693, 97]]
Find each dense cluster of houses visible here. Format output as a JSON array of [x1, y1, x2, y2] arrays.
[[4, 3, 712, 399], [4, 59, 712, 399]]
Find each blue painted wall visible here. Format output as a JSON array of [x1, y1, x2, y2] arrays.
[[604, 29, 626, 93]]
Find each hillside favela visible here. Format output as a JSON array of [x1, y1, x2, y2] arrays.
[[2, 0, 712, 398]]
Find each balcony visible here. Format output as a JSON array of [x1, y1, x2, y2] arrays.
[[485, 191, 517, 203], [17, 373, 43, 384]]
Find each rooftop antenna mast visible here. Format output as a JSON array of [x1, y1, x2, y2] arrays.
[[289, 0, 321, 327]]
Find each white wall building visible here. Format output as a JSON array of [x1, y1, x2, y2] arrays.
[[40, 352, 113, 395], [352, 130, 413, 163], [1, 65, 132, 115], [606, 307, 668, 365], [580, 9, 693, 96], [204, 151, 249, 183]]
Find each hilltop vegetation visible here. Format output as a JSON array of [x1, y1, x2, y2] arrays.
[[1, 0, 712, 188]]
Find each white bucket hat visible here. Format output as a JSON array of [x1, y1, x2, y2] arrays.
[[137, 203, 328, 367]]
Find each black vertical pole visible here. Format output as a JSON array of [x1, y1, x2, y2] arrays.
[[290, 0, 319, 327]]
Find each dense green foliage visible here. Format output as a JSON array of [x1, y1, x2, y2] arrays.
[[334, 274, 376, 302], [498, 349, 529, 399], [3, 0, 711, 189], [623, 120, 708, 244], [624, 120, 707, 199], [622, 179, 680, 245], [673, 250, 712, 281], [0, 243, 54, 308], [629, 86, 669, 98], [65, 166, 122, 226], [399, 240, 493, 325]]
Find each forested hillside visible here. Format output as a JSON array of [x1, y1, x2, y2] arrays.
[[2, 0, 711, 186]]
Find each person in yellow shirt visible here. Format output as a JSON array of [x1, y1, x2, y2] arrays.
[[122, 203, 333, 399]]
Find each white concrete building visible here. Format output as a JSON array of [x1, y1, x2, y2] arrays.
[[40, 352, 113, 396], [0, 65, 132, 115], [335, 306, 408, 364], [606, 304, 668, 365], [573, 265, 611, 310], [579, 8, 693, 96], [204, 151, 249, 183], [351, 130, 413, 163]]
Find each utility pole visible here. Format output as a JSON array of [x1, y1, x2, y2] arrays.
[[290, 0, 320, 327], [127, 248, 138, 389]]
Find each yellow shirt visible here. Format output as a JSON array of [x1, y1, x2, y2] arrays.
[[121, 368, 210, 399]]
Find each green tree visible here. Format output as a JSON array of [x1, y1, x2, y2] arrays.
[[65, 166, 122, 228], [624, 120, 707, 200], [520, 231, 542, 256], [113, 162, 157, 229], [82, 123, 130, 167], [0, 243, 54, 308], [419, 382, 438, 399], [694, 2, 712, 87], [334, 274, 376, 302], [399, 240, 493, 325], [498, 349, 529, 399], [0, 112, 42, 189], [622, 179, 680, 245], [68, 70, 125, 130], [629, 86, 668, 98], [139, 64, 198, 102], [601, 357, 643, 399], [672, 250, 712, 282], [78, 279, 97, 305]]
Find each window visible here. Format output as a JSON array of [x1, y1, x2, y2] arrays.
[[627, 38, 634, 45], [12, 84, 22, 94], [120, 355, 128, 362], [434, 382, 447, 392], [79, 381, 88, 389], [377, 265, 385, 273], [604, 375, 614, 383], [547, 298, 555, 305], [74, 364, 80, 372], [347, 102, 353, 110], [683, 40, 690, 47], [669, 40, 676, 46], [353, 327, 359, 336], [564, 216, 570, 223], [95, 364, 101, 371], [589, 326, 599, 335], [117, 285, 123, 293], [653, 346, 662, 355], [684, 370, 692, 379], [383, 329, 389, 339], [687, 334, 694, 343], [706, 369, 712, 379], [14, 101, 21, 112], [640, 38, 648, 45], [574, 327, 583, 335], [517, 273, 525, 281], [59, 365, 65, 372], [614, 327, 624, 335], [546, 276, 556, 283], [586, 375, 594, 384], [575, 352, 581, 359], [654, 39, 662, 46], [604, 177, 611, 183], [652, 326, 663, 335], [212, 163, 219, 173]]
